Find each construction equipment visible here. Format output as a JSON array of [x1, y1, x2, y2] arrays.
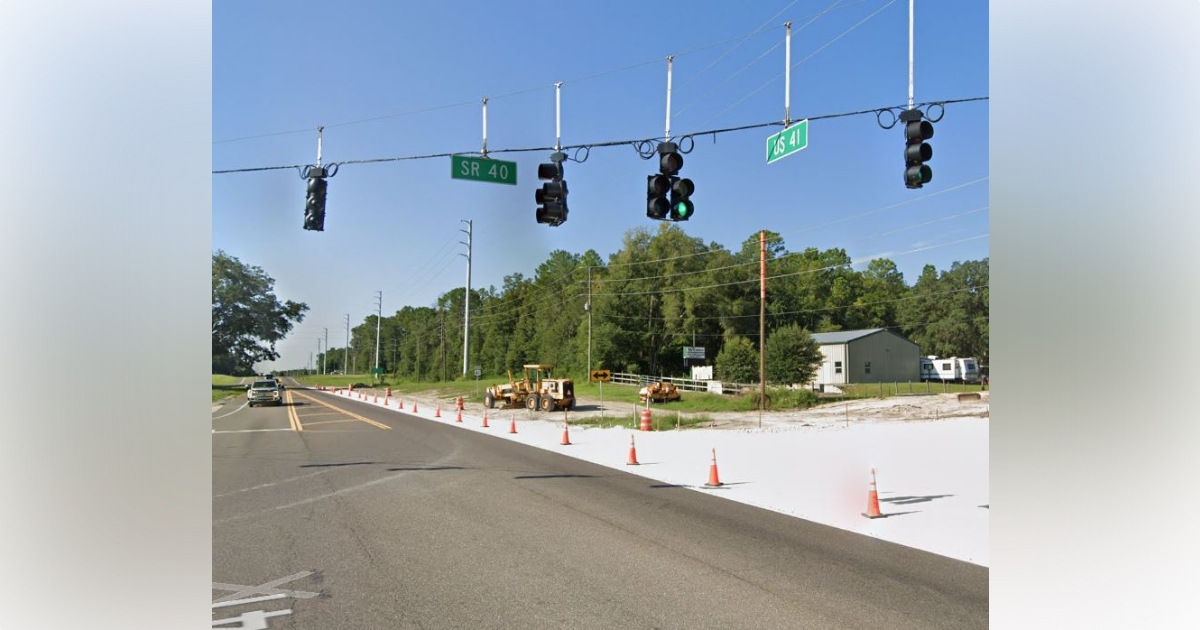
[[484, 364, 576, 412], [639, 381, 681, 404]]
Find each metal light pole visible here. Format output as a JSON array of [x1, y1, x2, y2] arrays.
[[322, 327, 328, 375], [344, 314, 350, 375], [459, 220, 472, 377], [374, 291, 382, 380]]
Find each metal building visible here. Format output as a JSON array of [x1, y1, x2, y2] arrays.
[[810, 328, 921, 386]]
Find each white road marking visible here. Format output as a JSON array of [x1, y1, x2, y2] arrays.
[[212, 428, 292, 434], [213, 400, 249, 420], [212, 571, 318, 603], [211, 594, 287, 609], [212, 608, 292, 628]]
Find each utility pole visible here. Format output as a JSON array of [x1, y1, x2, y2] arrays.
[[323, 327, 328, 375], [459, 220, 472, 377], [586, 266, 592, 376], [374, 291, 382, 380], [759, 230, 766, 428], [344, 314, 350, 375]]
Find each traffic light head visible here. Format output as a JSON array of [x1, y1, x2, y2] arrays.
[[303, 171, 327, 231], [658, 142, 683, 177], [903, 114, 933, 189], [535, 161, 568, 226], [647, 174, 671, 219], [669, 177, 694, 221]]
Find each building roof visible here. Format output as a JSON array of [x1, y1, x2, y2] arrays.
[[810, 328, 891, 345]]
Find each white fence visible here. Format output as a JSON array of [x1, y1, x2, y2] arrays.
[[607, 372, 757, 396]]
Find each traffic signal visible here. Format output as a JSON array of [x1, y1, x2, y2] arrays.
[[648, 142, 695, 221], [647, 174, 670, 219], [535, 161, 568, 226], [303, 167, 327, 231], [670, 176, 694, 221], [902, 110, 933, 189]]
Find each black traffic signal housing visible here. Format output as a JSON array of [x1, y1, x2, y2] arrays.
[[647, 173, 670, 219], [535, 158, 568, 226], [902, 109, 933, 189], [670, 176, 694, 221], [648, 142, 695, 221], [303, 166, 327, 231]]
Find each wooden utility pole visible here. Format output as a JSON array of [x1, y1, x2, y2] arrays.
[[759, 230, 766, 428]]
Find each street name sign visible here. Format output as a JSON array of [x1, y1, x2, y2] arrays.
[[452, 155, 517, 185], [766, 119, 809, 164]]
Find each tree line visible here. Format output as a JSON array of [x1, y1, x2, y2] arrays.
[[310, 224, 988, 383]]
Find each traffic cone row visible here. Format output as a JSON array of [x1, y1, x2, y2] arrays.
[[332, 390, 886, 519]]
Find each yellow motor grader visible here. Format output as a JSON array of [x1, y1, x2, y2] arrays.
[[484, 364, 576, 412]]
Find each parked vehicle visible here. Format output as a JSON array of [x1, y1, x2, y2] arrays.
[[247, 379, 283, 407], [919, 356, 981, 383]]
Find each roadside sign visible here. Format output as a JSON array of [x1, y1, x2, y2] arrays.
[[451, 155, 517, 185], [683, 346, 705, 359], [474, 367, 482, 378], [371, 367, 384, 375], [589, 369, 612, 383], [766, 119, 809, 164]]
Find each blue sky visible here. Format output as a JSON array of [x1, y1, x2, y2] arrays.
[[213, 0, 989, 372]]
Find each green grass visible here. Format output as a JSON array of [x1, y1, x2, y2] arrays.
[[286, 373, 988, 414], [212, 374, 248, 402]]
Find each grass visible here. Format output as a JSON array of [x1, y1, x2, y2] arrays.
[[285, 373, 989, 414], [212, 374, 248, 402]]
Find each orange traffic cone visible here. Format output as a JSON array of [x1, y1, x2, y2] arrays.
[[561, 419, 571, 446], [863, 468, 884, 519], [627, 434, 640, 465], [704, 448, 723, 487], [456, 409, 463, 423], [482, 411, 490, 428], [509, 416, 518, 434], [413, 401, 419, 413], [373, 394, 378, 404], [397, 398, 403, 410], [435, 405, 441, 418]]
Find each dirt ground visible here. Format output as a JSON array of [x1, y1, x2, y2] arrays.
[[438, 389, 990, 431]]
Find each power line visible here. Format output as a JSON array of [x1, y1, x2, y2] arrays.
[[212, 96, 986, 174]]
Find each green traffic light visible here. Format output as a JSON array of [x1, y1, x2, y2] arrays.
[[675, 203, 690, 217]]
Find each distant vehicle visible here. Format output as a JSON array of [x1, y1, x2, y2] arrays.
[[247, 380, 283, 407], [919, 356, 981, 383]]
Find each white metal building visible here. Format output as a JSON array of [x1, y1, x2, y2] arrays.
[[809, 328, 921, 386]]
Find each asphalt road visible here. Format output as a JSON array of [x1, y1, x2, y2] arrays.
[[213, 386, 988, 629]]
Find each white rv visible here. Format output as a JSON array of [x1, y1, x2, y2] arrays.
[[919, 356, 981, 383]]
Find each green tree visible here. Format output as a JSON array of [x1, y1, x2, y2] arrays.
[[212, 251, 308, 374], [715, 335, 758, 383], [765, 324, 823, 385]]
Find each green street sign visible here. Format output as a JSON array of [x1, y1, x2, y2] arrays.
[[451, 155, 517, 185], [766, 119, 809, 164], [372, 367, 384, 375]]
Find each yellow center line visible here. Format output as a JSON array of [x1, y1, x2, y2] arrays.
[[287, 390, 303, 432], [290, 390, 392, 430], [301, 418, 369, 427]]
